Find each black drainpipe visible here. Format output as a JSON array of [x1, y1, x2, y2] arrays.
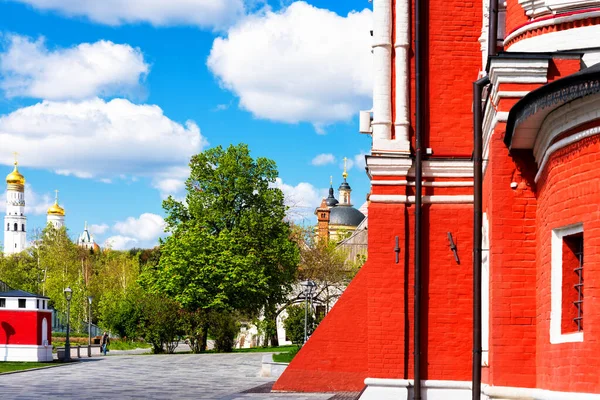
[[472, 76, 489, 400], [488, 0, 498, 57], [414, 0, 425, 396]]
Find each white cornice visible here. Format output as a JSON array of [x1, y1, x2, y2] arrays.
[[369, 194, 473, 204], [408, 160, 474, 178], [506, 9, 600, 44], [372, 180, 473, 187], [366, 155, 413, 178]]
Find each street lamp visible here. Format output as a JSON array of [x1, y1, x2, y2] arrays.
[[299, 280, 316, 344], [88, 296, 93, 357], [63, 287, 72, 361]]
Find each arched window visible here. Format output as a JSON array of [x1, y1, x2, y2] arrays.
[[6, 223, 9, 231], [13, 223, 17, 231], [21, 224, 25, 232]]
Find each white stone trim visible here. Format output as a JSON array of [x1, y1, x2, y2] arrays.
[[507, 19, 600, 52], [534, 95, 600, 164], [372, 180, 473, 187], [506, 8, 600, 44], [366, 156, 413, 178], [372, 0, 394, 153], [360, 379, 600, 400], [550, 223, 584, 344], [394, 0, 411, 153], [0, 344, 53, 362], [484, 385, 600, 399], [408, 160, 474, 178], [369, 195, 473, 204], [535, 125, 600, 182], [491, 91, 530, 107], [482, 212, 490, 366]]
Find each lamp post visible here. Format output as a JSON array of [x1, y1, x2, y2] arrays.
[[63, 287, 72, 361], [300, 280, 316, 344], [88, 296, 93, 357]]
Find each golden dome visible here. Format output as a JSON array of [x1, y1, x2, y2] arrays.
[[47, 201, 65, 216], [48, 190, 65, 216], [6, 162, 25, 186]]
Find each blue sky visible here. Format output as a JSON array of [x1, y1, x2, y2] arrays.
[[0, 0, 374, 249]]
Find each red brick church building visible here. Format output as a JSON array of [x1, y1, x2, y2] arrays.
[[275, 0, 600, 398]]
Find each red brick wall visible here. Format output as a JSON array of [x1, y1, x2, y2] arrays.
[[426, 0, 481, 156], [535, 133, 600, 394], [505, 0, 529, 36], [484, 127, 538, 388]]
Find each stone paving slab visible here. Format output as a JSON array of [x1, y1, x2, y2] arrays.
[[0, 352, 340, 400]]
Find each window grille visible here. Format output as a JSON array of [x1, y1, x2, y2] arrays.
[[573, 236, 584, 332]]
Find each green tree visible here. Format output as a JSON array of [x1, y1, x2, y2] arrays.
[[144, 144, 299, 347], [282, 305, 313, 345]]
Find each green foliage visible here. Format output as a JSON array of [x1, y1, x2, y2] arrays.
[[283, 305, 313, 345], [138, 294, 183, 354], [179, 309, 208, 353], [209, 311, 240, 353], [145, 144, 299, 318]]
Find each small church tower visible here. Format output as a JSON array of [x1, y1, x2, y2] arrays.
[[4, 155, 27, 255], [338, 158, 352, 206], [315, 198, 331, 242], [47, 190, 65, 229]]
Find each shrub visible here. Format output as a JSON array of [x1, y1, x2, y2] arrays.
[[210, 311, 240, 353]]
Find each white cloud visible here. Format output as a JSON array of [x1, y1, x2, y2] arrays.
[[89, 223, 109, 235], [0, 35, 149, 100], [9, 0, 245, 31], [0, 183, 54, 216], [207, 2, 373, 129], [353, 152, 367, 171], [103, 235, 138, 250], [113, 213, 166, 242], [0, 98, 208, 196], [273, 178, 326, 220], [311, 153, 335, 166]]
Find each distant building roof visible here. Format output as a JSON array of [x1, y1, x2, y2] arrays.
[[0, 289, 48, 299], [330, 205, 365, 227]]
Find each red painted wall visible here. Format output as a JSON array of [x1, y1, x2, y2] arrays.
[[483, 130, 538, 388], [505, 0, 529, 36], [0, 310, 51, 345], [535, 132, 600, 394]]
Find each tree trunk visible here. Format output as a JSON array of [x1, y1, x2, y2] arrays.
[[200, 323, 209, 352]]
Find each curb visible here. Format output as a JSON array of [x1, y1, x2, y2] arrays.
[[0, 361, 78, 376]]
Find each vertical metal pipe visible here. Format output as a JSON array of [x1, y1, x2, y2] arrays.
[[472, 76, 490, 400], [414, 0, 426, 397], [488, 0, 498, 57]]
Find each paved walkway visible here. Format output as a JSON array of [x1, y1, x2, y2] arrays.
[[0, 352, 339, 399]]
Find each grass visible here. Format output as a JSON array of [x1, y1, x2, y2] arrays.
[[272, 352, 296, 363], [108, 341, 152, 351], [52, 339, 151, 351], [0, 362, 54, 373], [232, 345, 297, 353]]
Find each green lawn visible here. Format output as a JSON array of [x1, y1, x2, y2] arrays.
[[0, 362, 53, 373], [108, 341, 152, 351], [272, 352, 295, 363], [233, 345, 297, 353]]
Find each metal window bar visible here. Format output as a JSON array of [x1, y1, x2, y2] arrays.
[[573, 239, 584, 332]]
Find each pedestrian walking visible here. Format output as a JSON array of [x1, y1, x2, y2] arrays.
[[100, 332, 110, 355]]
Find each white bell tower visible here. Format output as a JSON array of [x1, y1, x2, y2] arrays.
[[47, 190, 65, 229], [4, 154, 27, 255]]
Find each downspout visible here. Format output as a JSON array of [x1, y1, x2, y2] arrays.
[[414, 0, 426, 398], [472, 75, 490, 400], [488, 0, 498, 57]]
